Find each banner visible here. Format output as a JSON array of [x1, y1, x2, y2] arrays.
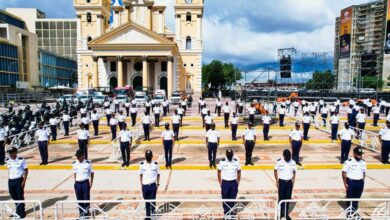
[[339, 7, 353, 59], [385, 0, 390, 54]]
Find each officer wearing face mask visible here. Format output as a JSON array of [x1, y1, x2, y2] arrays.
[[338, 123, 356, 164]]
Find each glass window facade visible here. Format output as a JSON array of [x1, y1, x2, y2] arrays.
[[0, 42, 19, 87], [0, 10, 26, 30], [39, 49, 77, 88]]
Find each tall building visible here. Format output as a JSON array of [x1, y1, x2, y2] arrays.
[[74, 0, 204, 96], [334, 0, 387, 91], [6, 8, 78, 60]]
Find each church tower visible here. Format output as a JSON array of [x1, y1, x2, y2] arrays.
[[175, 0, 204, 95], [74, 0, 111, 88]]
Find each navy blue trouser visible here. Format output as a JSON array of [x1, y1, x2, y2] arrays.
[[358, 123, 365, 136], [224, 113, 230, 128], [92, 120, 99, 136], [205, 123, 211, 132], [321, 114, 327, 126], [221, 180, 238, 215], [115, 104, 119, 113], [231, 124, 238, 140], [367, 107, 372, 116], [78, 139, 88, 160], [341, 140, 351, 163], [131, 113, 137, 126], [38, 141, 48, 164], [74, 180, 90, 216], [278, 179, 293, 219], [142, 183, 157, 218], [249, 114, 255, 125], [125, 107, 129, 117], [8, 178, 25, 218], [120, 142, 130, 166], [207, 142, 218, 165], [263, 124, 270, 140], [50, 125, 57, 141], [291, 141, 302, 163], [381, 140, 390, 163], [373, 114, 379, 126], [0, 140, 5, 164], [143, 124, 150, 140], [279, 114, 285, 126], [164, 140, 173, 166], [303, 123, 310, 140], [63, 121, 70, 136], [146, 107, 151, 115], [173, 124, 180, 140], [245, 140, 255, 164], [154, 114, 160, 127], [110, 125, 117, 140], [346, 179, 364, 212], [106, 114, 111, 126], [331, 124, 338, 140], [163, 107, 168, 116]]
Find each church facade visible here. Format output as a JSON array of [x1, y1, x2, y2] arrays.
[[73, 0, 204, 96]]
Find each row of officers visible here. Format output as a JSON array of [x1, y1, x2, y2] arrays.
[[5, 146, 367, 219]]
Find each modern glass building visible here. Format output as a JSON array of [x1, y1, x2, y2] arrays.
[[39, 49, 77, 88], [0, 10, 25, 30], [0, 41, 19, 87]]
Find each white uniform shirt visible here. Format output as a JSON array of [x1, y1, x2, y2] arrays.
[[302, 115, 311, 124], [117, 114, 125, 123], [274, 159, 297, 181], [230, 116, 238, 125], [342, 158, 366, 180], [181, 100, 187, 106], [321, 107, 328, 114], [338, 128, 355, 141], [105, 109, 112, 115], [331, 115, 339, 124], [130, 107, 137, 113], [223, 105, 231, 113], [356, 113, 366, 123], [0, 128, 7, 141], [125, 102, 131, 108], [248, 107, 256, 115], [162, 101, 168, 107], [244, 128, 256, 141], [151, 100, 156, 105], [216, 101, 222, 107], [119, 130, 132, 142], [177, 108, 184, 115], [379, 127, 390, 141], [77, 129, 89, 140], [205, 115, 213, 124], [6, 157, 27, 180], [289, 129, 303, 141], [49, 118, 58, 126], [199, 100, 205, 106], [309, 105, 316, 112], [80, 108, 87, 115], [330, 106, 336, 113], [73, 160, 94, 182], [114, 99, 119, 105], [161, 130, 175, 140], [153, 106, 161, 114], [36, 128, 50, 141], [201, 108, 208, 115], [142, 115, 151, 124], [293, 102, 299, 108], [109, 118, 118, 126], [206, 130, 220, 143], [81, 117, 90, 125], [171, 115, 180, 124], [91, 113, 99, 121], [373, 106, 380, 114], [278, 108, 286, 115], [145, 102, 151, 107], [62, 114, 70, 122], [262, 115, 271, 124], [218, 158, 241, 181], [139, 161, 160, 185]]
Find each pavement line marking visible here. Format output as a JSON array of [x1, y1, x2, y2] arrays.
[[366, 174, 390, 189], [164, 169, 173, 192], [51, 173, 74, 190]]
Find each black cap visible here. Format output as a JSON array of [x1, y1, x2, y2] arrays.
[[283, 149, 291, 157], [75, 149, 85, 157], [145, 150, 153, 157], [354, 147, 364, 155], [226, 149, 234, 156], [7, 147, 17, 153], [248, 122, 253, 127]]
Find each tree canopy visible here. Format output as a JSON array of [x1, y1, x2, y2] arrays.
[[305, 70, 334, 90], [202, 60, 242, 90]]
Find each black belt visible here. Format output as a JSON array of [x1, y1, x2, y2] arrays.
[[278, 179, 292, 182], [222, 180, 236, 183], [143, 183, 156, 186], [9, 177, 22, 181], [76, 180, 89, 184], [347, 178, 363, 182]]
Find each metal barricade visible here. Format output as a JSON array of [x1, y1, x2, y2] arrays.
[[277, 198, 390, 220], [0, 200, 43, 220], [351, 127, 381, 153], [54, 199, 275, 220]]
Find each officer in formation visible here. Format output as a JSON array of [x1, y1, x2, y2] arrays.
[[372, 104, 380, 127], [62, 111, 71, 136], [320, 104, 328, 127], [49, 115, 58, 141], [206, 123, 220, 168], [199, 98, 206, 114], [338, 123, 356, 164], [109, 113, 118, 141], [139, 150, 160, 219], [289, 123, 303, 166], [230, 112, 238, 141], [274, 149, 296, 220], [35, 123, 51, 165], [217, 149, 241, 216], [301, 111, 311, 141], [117, 111, 126, 129], [81, 113, 90, 131], [0, 124, 6, 165], [262, 112, 271, 141], [247, 104, 256, 125], [177, 105, 185, 127], [118, 124, 132, 167], [73, 149, 94, 218], [171, 110, 181, 141], [153, 104, 162, 127], [204, 111, 213, 131], [342, 147, 366, 215], [278, 105, 286, 127], [243, 122, 256, 165], [223, 102, 231, 128], [330, 111, 340, 141], [6, 147, 28, 218], [77, 124, 90, 160], [130, 104, 138, 127], [215, 98, 222, 116], [91, 109, 100, 136], [114, 98, 120, 113], [142, 112, 152, 141], [162, 99, 169, 116], [379, 121, 390, 164], [201, 106, 209, 128], [161, 123, 175, 169]]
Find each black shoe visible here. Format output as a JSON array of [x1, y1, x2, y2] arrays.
[[40, 162, 44, 165], [121, 163, 126, 167], [213, 164, 217, 168], [209, 163, 212, 168], [245, 162, 249, 166], [169, 165, 172, 169], [250, 162, 254, 165], [297, 162, 302, 166]]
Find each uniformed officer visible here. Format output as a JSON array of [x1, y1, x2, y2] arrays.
[[35, 123, 50, 165], [379, 121, 390, 164], [278, 105, 286, 127], [201, 106, 208, 128], [117, 110, 126, 129], [130, 104, 138, 127], [320, 104, 328, 127], [109, 113, 118, 141], [330, 112, 340, 141], [142, 112, 151, 141], [140, 150, 160, 219], [217, 149, 241, 216], [119, 124, 132, 167], [77, 124, 90, 160], [204, 111, 213, 131], [81, 113, 90, 132], [177, 105, 185, 127], [105, 107, 113, 127], [274, 149, 296, 220], [289, 123, 303, 166], [356, 109, 366, 137], [215, 98, 222, 116], [153, 104, 162, 127], [171, 110, 181, 141], [223, 102, 231, 128], [199, 98, 205, 114], [151, 98, 156, 109], [73, 149, 94, 218], [91, 109, 100, 136], [162, 99, 169, 116], [161, 123, 175, 169], [114, 97, 120, 113], [262, 112, 271, 141], [372, 104, 380, 127], [301, 112, 311, 141], [206, 123, 220, 168], [230, 112, 238, 141], [145, 100, 151, 115], [243, 122, 256, 165], [342, 147, 366, 214], [6, 147, 28, 218], [49, 115, 58, 141], [248, 104, 256, 125], [181, 98, 187, 115], [0, 124, 7, 165], [62, 111, 71, 136], [338, 123, 356, 164], [124, 100, 131, 117]]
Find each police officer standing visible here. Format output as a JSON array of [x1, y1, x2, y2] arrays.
[[262, 112, 271, 141], [342, 147, 366, 214], [206, 123, 220, 168], [139, 150, 160, 219], [301, 112, 312, 141], [142, 112, 151, 141], [204, 111, 213, 131], [243, 122, 256, 165], [91, 109, 100, 136], [109, 113, 118, 141], [77, 124, 90, 160], [177, 105, 185, 127], [105, 107, 113, 127], [153, 104, 162, 127], [274, 149, 296, 220], [330, 112, 340, 141], [114, 97, 120, 113], [0, 124, 7, 165], [201, 106, 208, 128], [62, 111, 71, 136], [278, 105, 286, 127], [217, 149, 241, 217], [125, 100, 131, 117], [338, 123, 356, 164], [73, 149, 94, 218], [171, 110, 181, 141], [119, 124, 132, 167], [372, 104, 380, 127], [223, 102, 231, 128], [6, 147, 28, 218], [130, 104, 138, 127], [49, 115, 58, 141], [289, 123, 303, 166], [247, 104, 256, 125], [230, 112, 238, 141], [35, 123, 50, 165], [379, 121, 390, 164], [161, 123, 175, 169]]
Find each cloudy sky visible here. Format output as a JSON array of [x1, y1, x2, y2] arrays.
[[1, 0, 369, 67]]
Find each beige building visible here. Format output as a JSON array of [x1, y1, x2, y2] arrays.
[[74, 0, 204, 97]]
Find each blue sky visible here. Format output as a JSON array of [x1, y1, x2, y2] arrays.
[[1, 0, 368, 68]]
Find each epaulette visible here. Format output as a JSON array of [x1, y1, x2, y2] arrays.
[[154, 161, 158, 165], [362, 159, 365, 161], [277, 158, 281, 161], [140, 162, 144, 165], [5, 157, 9, 161], [233, 158, 237, 161], [86, 160, 90, 163], [18, 157, 23, 160], [73, 161, 76, 164], [348, 159, 352, 161], [222, 158, 226, 161]]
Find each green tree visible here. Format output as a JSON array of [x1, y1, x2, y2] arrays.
[[354, 76, 384, 90], [202, 60, 242, 90], [305, 70, 335, 90]]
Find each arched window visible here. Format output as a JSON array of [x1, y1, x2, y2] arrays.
[[87, 36, 92, 42], [87, 12, 92, 23], [186, 12, 192, 22], [186, 36, 192, 50]]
